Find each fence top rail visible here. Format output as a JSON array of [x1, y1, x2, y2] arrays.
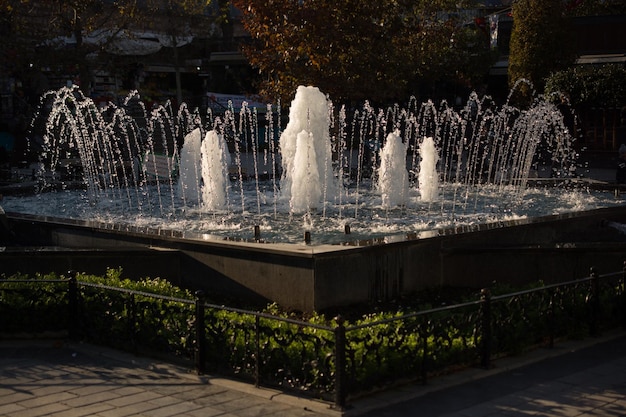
[[0, 278, 70, 284], [345, 299, 484, 332], [0, 277, 333, 330], [78, 281, 195, 305], [490, 278, 589, 301], [599, 270, 624, 280], [345, 269, 622, 331], [2, 266, 622, 333], [200, 301, 335, 331], [80, 281, 335, 331], [489, 270, 622, 302]]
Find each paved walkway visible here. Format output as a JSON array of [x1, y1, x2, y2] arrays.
[[0, 340, 332, 417], [1, 331, 625, 417], [356, 332, 626, 417]]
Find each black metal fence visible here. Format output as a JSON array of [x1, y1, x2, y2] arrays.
[[1, 265, 625, 409]]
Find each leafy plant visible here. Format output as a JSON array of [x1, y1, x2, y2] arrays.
[[545, 64, 626, 109], [0, 272, 68, 333], [1, 268, 623, 400], [509, 0, 576, 95]]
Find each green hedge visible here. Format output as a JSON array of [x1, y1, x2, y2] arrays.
[[545, 64, 626, 108], [1, 268, 623, 401], [0, 272, 69, 334]]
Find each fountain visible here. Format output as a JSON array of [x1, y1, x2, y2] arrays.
[[418, 136, 439, 202], [177, 128, 232, 210], [3, 83, 626, 311], [377, 130, 409, 207], [280, 85, 338, 213]]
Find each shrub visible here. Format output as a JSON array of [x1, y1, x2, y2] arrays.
[[545, 64, 626, 108]]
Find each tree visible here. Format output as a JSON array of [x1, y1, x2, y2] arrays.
[[231, 0, 492, 104], [0, 0, 145, 99], [545, 65, 626, 109], [139, 0, 216, 104], [508, 0, 576, 96], [564, 0, 626, 17], [0, 0, 216, 102]]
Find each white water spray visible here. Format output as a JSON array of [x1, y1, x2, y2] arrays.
[[178, 129, 202, 204], [290, 130, 322, 213], [377, 130, 409, 207], [200, 130, 231, 210], [279, 86, 337, 213], [14, 83, 602, 244], [419, 136, 439, 202]]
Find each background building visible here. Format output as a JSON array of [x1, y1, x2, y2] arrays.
[[0, 0, 624, 165]]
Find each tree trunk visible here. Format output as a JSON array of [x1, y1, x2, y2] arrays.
[[172, 35, 183, 105], [73, 14, 92, 96]]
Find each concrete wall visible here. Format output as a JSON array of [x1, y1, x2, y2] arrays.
[[179, 246, 316, 311], [0, 248, 182, 284], [311, 206, 626, 310], [4, 205, 626, 312]]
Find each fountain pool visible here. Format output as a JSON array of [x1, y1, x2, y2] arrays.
[[3, 182, 623, 245], [3, 84, 626, 311], [2, 84, 624, 246]]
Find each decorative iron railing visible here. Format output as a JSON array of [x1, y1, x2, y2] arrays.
[[1, 265, 625, 409]]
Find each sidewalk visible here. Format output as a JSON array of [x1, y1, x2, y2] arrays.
[[0, 339, 335, 417], [354, 331, 626, 417], [1, 331, 625, 417]]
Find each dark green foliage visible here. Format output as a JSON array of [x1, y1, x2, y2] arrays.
[[1, 268, 624, 400], [0, 272, 69, 334], [231, 0, 494, 103], [545, 64, 626, 109], [509, 0, 576, 94], [75, 269, 196, 360], [564, 0, 626, 17]]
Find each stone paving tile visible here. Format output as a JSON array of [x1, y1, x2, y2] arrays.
[[95, 400, 165, 417], [233, 402, 306, 417], [2, 335, 625, 417], [270, 408, 326, 417], [8, 401, 71, 417], [46, 402, 115, 417], [24, 383, 79, 397], [193, 388, 255, 407], [0, 402, 26, 415], [152, 383, 216, 399], [0, 391, 33, 405], [106, 390, 164, 407], [209, 396, 272, 412], [62, 388, 124, 407], [68, 382, 122, 396], [138, 401, 205, 417], [144, 395, 183, 407], [15, 391, 77, 408], [112, 386, 161, 397], [177, 406, 231, 417]]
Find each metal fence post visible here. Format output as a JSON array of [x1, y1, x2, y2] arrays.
[[128, 293, 137, 354], [622, 261, 626, 328], [254, 315, 260, 388], [420, 319, 429, 384], [333, 315, 347, 410], [547, 288, 555, 349], [67, 271, 78, 340], [480, 288, 492, 369], [194, 290, 206, 375], [590, 267, 601, 336]]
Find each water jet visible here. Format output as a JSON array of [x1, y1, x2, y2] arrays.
[[2, 84, 626, 311]]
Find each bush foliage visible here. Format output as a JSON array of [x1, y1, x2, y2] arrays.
[[2, 268, 623, 400], [545, 64, 626, 108]]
